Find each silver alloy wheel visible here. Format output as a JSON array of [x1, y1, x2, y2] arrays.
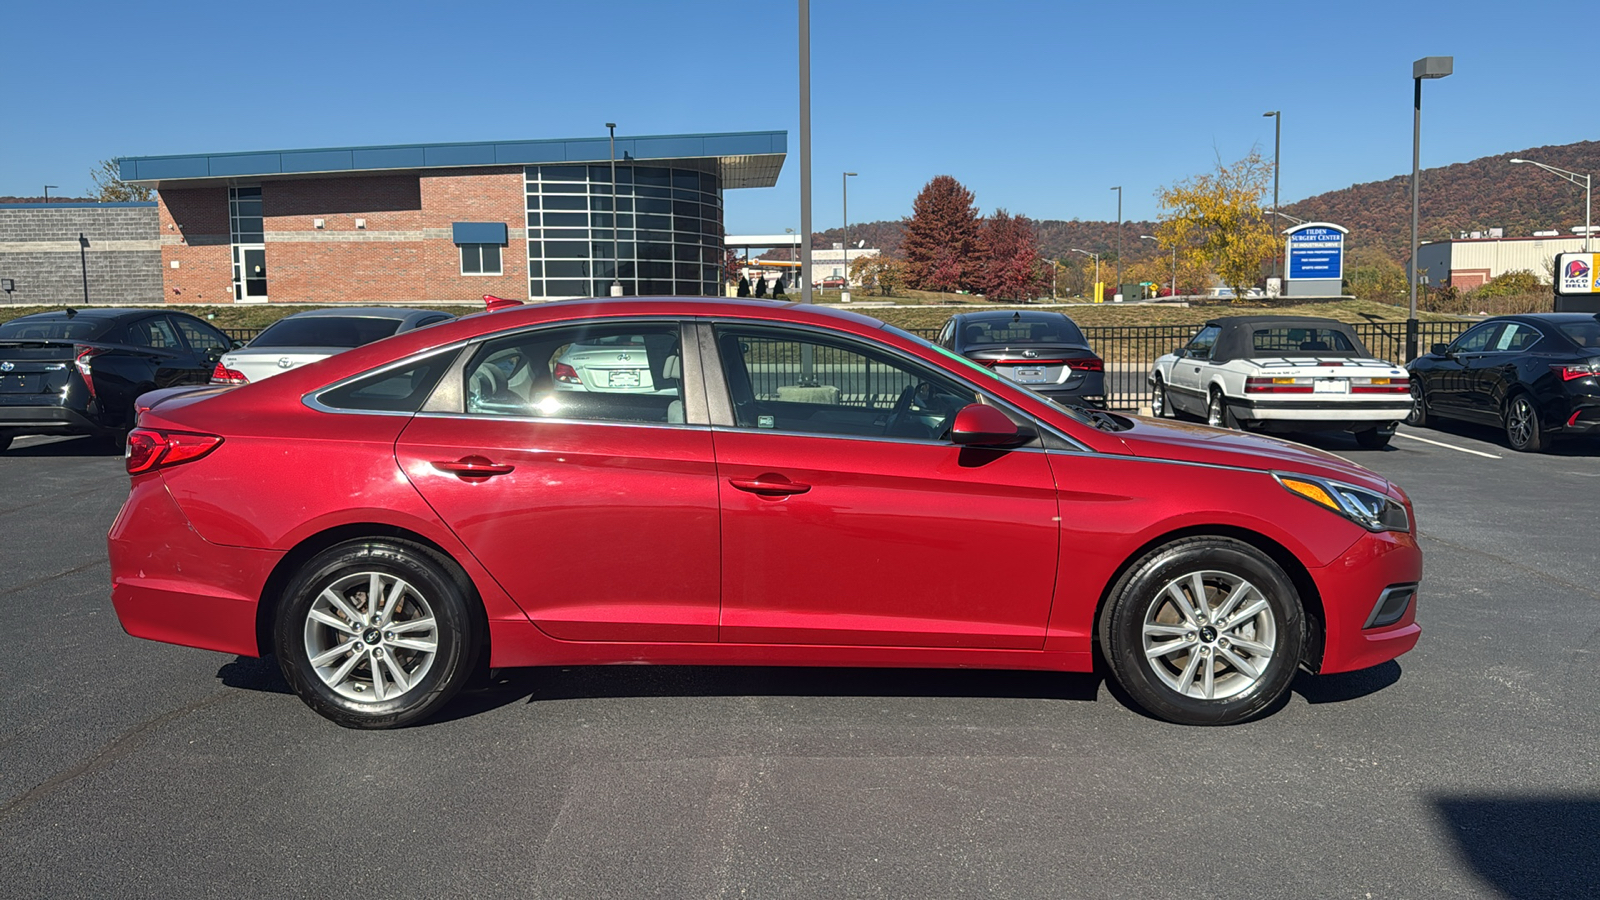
[[1151, 379, 1167, 417], [1507, 396, 1537, 448], [1207, 393, 1225, 428], [1409, 381, 1425, 423], [1141, 569, 1277, 701], [302, 571, 439, 703]]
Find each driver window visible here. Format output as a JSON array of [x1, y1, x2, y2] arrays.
[[128, 316, 182, 350], [1450, 323, 1500, 354], [714, 325, 976, 441], [1184, 325, 1220, 360]]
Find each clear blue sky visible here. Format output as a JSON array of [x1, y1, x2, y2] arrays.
[[4, 0, 1583, 234]]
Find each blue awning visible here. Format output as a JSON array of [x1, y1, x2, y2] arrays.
[[452, 222, 507, 245]]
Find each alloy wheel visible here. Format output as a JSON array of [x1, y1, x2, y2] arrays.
[[1506, 396, 1540, 451], [1140, 570, 1277, 701], [302, 571, 439, 703], [1207, 393, 1225, 428]]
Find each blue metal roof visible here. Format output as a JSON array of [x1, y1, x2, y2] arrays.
[[120, 131, 786, 190]]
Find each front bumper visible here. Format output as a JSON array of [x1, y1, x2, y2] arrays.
[[108, 474, 282, 657], [1310, 526, 1423, 674]]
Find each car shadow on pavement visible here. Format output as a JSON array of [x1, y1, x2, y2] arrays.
[[1407, 418, 1600, 457], [2, 435, 121, 457], [216, 655, 294, 694], [1292, 660, 1401, 704], [1433, 795, 1600, 900]]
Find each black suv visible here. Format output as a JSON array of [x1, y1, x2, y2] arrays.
[[0, 308, 239, 452]]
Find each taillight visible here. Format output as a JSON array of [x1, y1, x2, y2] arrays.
[[74, 345, 103, 398], [125, 428, 223, 475], [1066, 358, 1105, 372], [1245, 376, 1313, 394], [553, 362, 582, 384], [210, 361, 249, 385], [1352, 376, 1410, 394], [1552, 362, 1600, 381]]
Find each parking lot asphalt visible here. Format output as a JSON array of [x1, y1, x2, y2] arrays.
[[1, 426, 1597, 899]]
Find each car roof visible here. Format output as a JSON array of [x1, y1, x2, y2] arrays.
[[275, 307, 447, 321], [1205, 315, 1349, 330], [956, 309, 1074, 324], [1490, 313, 1600, 324], [5, 307, 175, 322]]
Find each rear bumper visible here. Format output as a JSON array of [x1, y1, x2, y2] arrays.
[[108, 474, 282, 657], [1234, 397, 1410, 424], [0, 402, 100, 435], [1310, 527, 1423, 674]]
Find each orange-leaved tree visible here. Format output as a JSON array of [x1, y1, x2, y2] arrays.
[[1155, 150, 1277, 300]]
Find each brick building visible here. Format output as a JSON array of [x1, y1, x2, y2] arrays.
[[119, 131, 786, 305]]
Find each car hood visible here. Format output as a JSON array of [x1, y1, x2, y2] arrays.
[[1105, 415, 1397, 496]]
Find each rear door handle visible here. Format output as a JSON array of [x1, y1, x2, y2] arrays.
[[729, 476, 811, 496], [432, 456, 515, 480]]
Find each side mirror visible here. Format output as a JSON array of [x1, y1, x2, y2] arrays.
[[1431, 342, 1449, 356], [950, 404, 1023, 447]]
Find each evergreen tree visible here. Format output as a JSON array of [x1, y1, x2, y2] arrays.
[[902, 175, 982, 292]]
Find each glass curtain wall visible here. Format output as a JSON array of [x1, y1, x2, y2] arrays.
[[525, 163, 723, 299]]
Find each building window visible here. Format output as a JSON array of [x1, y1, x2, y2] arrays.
[[460, 243, 502, 276]]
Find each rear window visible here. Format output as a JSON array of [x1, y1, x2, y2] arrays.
[[1558, 320, 1600, 349], [317, 351, 455, 413], [961, 317, 1086, 346], [250, 316, 404, 349], [1251, 327, 1360, 355], [0, 318, 113, 341]]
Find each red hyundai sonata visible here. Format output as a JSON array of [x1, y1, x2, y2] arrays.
[[109, 298, 1421, 728]]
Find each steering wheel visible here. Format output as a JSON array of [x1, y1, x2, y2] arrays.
[[884, 383, 937, 438]]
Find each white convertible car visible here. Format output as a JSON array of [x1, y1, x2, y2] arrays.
[[1148, 315, 1411, 448]]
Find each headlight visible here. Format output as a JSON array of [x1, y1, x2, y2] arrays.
[[1274, 473, 1410, 533]]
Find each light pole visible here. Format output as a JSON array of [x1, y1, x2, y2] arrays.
[[1071, 248, 1101, 300], [1142, 234, 1175, 298], [798, 0, 813, 304], [1510, 158, 1592, 253], [1263, 110, 1281, 280], [44, 185, 58, 202], [606, 123, 622, 297], [1111, 186, 1123, 297], [1409, 56, 1452, 360], [842, 171, 857, 299], [1266, 210, 1307, 227]]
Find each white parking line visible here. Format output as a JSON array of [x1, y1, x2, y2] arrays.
[[1392, 430, 1502, 459]]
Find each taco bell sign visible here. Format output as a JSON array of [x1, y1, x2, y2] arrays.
[[1283, 222, 1348, 297]]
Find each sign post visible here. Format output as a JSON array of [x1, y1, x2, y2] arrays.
[[1282, 222, 1347, 298]]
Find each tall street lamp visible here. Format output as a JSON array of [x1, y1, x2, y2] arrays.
[[44, 185, 58, 202], [1510, 158, 1592, 253], [1111, 186, 1123, 296], [607, 123, 623, 297], [798, 0, 813, 304], [1071, 248, 1101, 300], [1266, 210, 1307, 227], [1409, 56, 1452, 360], [842, 171, 857, 298], [1142, 234, 1175, 298], [1263, 110, 1281, 280]]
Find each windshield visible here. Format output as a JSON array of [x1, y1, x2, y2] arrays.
[[249, 316, 404, 349], [961, 316, 1087, 346], [0, 318, 113, 341]]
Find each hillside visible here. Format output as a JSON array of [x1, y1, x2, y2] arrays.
[[811, 138, 1600, 267]]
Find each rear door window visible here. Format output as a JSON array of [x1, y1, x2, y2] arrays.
[[127, 316, 183, 350], [462, 322, 687, 425], [172, 317, 231, 355]]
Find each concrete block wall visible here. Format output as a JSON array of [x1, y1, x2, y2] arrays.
[[0, 205, 162, 305]]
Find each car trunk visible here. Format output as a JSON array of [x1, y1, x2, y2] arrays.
[[219, 348, 337, 384], [0, 341, 82, 406], [966, 344, 1102, 391], [1245, 357, 1408, 399]]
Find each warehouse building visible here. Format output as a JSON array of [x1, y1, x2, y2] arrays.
[[118, 130, 786, 305], [1416, 232, 1593, 290]]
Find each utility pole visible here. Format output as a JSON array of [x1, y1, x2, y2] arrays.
[[842, 171, 857, 299], [607, 123, 622, 297], [1111, 186, 1123, 297], [1264, 110, 1281, 282], [798, 0, 812, 304], [1409, 56, 1453, 360]]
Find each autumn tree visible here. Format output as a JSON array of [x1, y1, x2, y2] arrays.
[[850, 255, 907, 297], [1343, 248, 1407, 306], [902, 175, 983, 292], [978, 209, 1043, 300], [90, 159, 152, 202], [1155, 150, 1277, 301]]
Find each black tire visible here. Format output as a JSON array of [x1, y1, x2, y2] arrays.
[[1207, 390, 1240, 429], [1098, 536, 1305, 726], [1405, 380, 1430, 428], [1355, 427, 1393, 450], [1151, 376, 1174, 419], [275, 539, 478, 729], [1504, 392, 1546, 453]]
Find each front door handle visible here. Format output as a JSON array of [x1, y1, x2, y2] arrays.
[[729, 476, 811, 496], [432, 456, 515, 481]]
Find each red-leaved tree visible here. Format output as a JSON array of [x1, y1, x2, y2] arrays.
[[979, 209, 1043, 300], [902, 175, 983, 292]]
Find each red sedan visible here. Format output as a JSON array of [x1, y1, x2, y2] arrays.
[[109, 298, 1421, 728]]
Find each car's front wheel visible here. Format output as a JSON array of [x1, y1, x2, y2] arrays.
[[1099, 537, 1304, 725], [1504, 392, 1546, 453], [1151, 376, 1173, 418], [275, 539, 478, 729]]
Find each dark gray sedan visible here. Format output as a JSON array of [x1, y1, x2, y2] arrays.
[[935, 310, 1105, 407], [211, 307, 454, 384]]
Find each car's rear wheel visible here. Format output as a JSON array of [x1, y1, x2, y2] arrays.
[[1151, 376, 1173, 418], [1405, 380, 1431, 428], [1207, 390, 1240, 429], [275, 540, 477, 729], [1504, 392, 1546, 453], [1099, 537, 1304, 726]]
